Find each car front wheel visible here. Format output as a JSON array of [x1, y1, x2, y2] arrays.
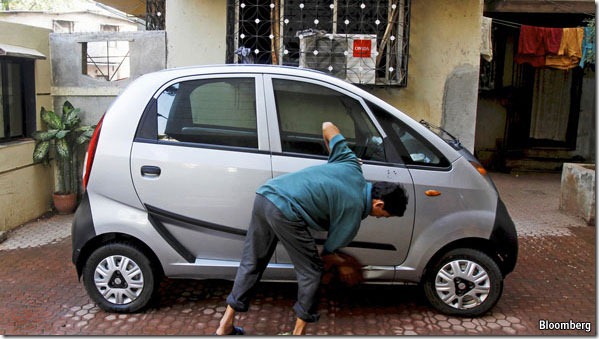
[[82, 242, 159, 313], [423, 248, 503, 317]]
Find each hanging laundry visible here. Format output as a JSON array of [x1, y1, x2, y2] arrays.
[[515, 25, 563, 67], [545, 27, 584, 70], [579, 26, 595, 68], [481, 17, 493, 62]]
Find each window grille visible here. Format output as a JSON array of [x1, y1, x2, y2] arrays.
[[81, 41, 131, 81], [146, 0, 165, 30], [226, 0, 411, 86]]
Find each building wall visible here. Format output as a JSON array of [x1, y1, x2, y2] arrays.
[[0, 21, 53, 232], [576, 70, 596, 161], [370, 0, 482, 152], [50, 31, 167, 125], [165, 0, 227, 68], [0, 11, 140, 32], [165, 0, 482, 151]]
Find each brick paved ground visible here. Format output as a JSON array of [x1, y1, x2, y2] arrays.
[[0, 172, 595, 335]]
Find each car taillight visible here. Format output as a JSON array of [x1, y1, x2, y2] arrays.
[[82, 114, 105, 190]]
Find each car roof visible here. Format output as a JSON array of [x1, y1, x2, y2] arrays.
[[158, 63, 328, 76], [144, 64, 346, 87]]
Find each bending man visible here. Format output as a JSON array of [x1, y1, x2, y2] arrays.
[[216, 122, 408, 335]]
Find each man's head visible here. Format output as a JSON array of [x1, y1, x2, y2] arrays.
[[370, 182, 408, 218]]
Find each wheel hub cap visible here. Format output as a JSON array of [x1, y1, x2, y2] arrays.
[[435, 259, 491, 310], [94, 255, 144, 305]]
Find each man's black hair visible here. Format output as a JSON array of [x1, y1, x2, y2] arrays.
[[371, 182, 408, 217]]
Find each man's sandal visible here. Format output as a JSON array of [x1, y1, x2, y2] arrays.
[[215, 326, 245, 335]]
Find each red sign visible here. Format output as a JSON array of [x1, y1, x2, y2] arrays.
[[353, 39, 372, 58]]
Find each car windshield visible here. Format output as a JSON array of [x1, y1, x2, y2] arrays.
[[419, 120, 462, 150]]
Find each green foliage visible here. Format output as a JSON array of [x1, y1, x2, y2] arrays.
[[32, 101, 96, 195]]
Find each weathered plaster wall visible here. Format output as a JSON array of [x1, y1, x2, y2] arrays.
[[166, 0, 227, 68], [164, 0, 482, 152], [357, 0, 482, 152], [0, 21, 54, 231], [50, 31, 166, 124], [442, 64, 479, 152]]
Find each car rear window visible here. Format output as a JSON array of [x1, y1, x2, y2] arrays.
[[140, 77, 259, 149]]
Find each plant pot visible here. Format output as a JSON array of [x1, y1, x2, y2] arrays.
[[53, 193, 77, 215]]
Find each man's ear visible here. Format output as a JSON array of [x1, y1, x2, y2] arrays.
[[372, 199, 386, 213]]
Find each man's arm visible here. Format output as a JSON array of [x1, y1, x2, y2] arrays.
[[322, 122, 340, 154]]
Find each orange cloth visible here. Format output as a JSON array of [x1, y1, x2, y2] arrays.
[[545, 27, 584, 70]]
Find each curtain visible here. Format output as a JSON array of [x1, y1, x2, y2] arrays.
[[529, 68, 572, 141]]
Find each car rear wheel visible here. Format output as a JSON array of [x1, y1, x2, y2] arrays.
[[423, 248, 503, 317], [82, 242, 159, 313]]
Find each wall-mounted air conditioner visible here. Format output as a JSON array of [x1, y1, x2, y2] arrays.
[[299, 33, 377, 84]]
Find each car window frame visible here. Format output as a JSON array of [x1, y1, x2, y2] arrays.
[[366, 100, 452, 171], [263, 74, 405, 167], [134, 73, 270, 153]]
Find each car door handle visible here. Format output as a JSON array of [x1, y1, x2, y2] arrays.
[[141, 165, 161, 177]]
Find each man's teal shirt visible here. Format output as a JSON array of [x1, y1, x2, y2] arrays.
[[257, 134, 372, 253]]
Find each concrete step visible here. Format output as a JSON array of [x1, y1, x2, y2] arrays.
[[505, 158, 566, 173], [505, 147, 588, 173]]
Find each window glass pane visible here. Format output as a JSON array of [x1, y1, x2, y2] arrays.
[[158, 78, 258, 149], [273, 79, 385, 161], [7, 63, 23, 137], [369, 102, 448, 167]]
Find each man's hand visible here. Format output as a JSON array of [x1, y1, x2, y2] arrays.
[[322, 122, 340, 154], [321, 251, 364, 287]]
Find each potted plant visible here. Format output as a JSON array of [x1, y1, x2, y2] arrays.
[[32, 101, 95, 214]]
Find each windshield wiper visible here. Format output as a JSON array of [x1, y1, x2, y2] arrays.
[[419, 119, 462, 149]]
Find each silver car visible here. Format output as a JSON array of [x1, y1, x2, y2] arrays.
[[72, 65, 517, 317]]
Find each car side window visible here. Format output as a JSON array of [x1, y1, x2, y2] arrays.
[[156, 78, 258, 149], [272, 79, 385, 161], [368, 101, 450, 168]]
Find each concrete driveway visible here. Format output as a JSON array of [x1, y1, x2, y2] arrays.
[[0, 172, 595, 335]]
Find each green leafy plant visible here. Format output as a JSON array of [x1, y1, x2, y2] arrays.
[[32, 100, 95, 196]]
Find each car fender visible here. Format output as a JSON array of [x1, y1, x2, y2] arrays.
[[395, 209, 495, 282]]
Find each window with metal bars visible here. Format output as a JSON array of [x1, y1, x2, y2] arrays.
[[226, 0, 410, 86], [81, 41, 131, 81]]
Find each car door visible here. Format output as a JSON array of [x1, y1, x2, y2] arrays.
[[263, 75, 416, 282], [130, 74, 272, 265]]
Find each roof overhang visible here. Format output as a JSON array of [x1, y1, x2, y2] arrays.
[[94, 0, 146, 18], [485, 0, 596, 14], [0, 43, 46, 60]]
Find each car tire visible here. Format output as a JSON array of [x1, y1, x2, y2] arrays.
[[423, 248, 503, 317], [82, 242, 160, 313]]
